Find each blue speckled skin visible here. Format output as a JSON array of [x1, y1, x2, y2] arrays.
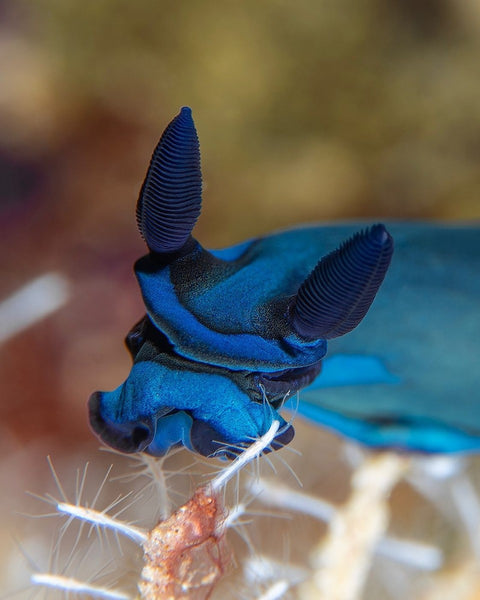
[[92, 221, 480, 456], [89, 107, 480, 457], [95, 339, 286, 456], [135, 237, 328, 371], [136, 223, 480, 453]]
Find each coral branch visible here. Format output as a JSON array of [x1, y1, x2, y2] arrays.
[[139, 421, 281, 599], [300, 451, 410, 600]]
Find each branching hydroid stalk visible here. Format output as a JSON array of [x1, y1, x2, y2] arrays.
[[300, 451, 410, 600], [211, 421, 280, 492], [31, 574, 131, 599], [222, 502, 247, 530], [31, 422, 283, 599], [139, 421, 281, 600], [249, 478, 335, 521], [56, 502, 148, 545], [256, 580, 290, 600], [250, 477, 442, 571]]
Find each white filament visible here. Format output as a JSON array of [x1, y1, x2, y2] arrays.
[[31, 574, 130, 599], [57, 502, 147, 545]]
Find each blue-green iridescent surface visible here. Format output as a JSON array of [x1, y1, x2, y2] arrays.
[[294, 224, 480, 453]]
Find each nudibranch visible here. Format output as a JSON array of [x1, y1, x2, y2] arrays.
[[89, 107, 393, 457]]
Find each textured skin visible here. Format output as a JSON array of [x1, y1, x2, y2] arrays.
[[296, 224, 480, 453], [89, 108, 480, 457], [136, 106, 202, 252], [90, 221, 394, 457]]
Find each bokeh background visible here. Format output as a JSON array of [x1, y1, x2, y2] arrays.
[[1, 0, 480, 596]]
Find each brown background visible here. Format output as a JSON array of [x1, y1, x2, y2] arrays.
[[1, 1, 479, 596]]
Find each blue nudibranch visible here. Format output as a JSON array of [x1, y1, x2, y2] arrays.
[[90, 107, 480, 457], [89, 107, 393, 457]]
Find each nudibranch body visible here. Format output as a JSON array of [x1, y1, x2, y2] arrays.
[[89, 107, 393, 457], [298, 224, 480, 454]]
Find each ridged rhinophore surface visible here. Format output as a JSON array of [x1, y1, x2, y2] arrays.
[[136, 107, 202, 253], [292, 224, 393, 340]]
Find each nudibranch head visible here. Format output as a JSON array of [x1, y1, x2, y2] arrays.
[[89, 107, 393, 457]]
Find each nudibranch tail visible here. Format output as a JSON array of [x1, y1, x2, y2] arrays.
[[136, 106, 202, 254], [291, 224, 393, 340]]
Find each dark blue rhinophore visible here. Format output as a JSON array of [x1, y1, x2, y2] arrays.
[[136, 106, 202, 254], [294, 225, 480, 453], [89, 107, 393, 457], [292, 225, 393, 340], [89, 107, 480, 458]]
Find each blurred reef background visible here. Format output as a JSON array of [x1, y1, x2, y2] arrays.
[[1, 1, 480, 595]]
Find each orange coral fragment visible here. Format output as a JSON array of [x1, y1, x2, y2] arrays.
[[139, 485, 232, 600]]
